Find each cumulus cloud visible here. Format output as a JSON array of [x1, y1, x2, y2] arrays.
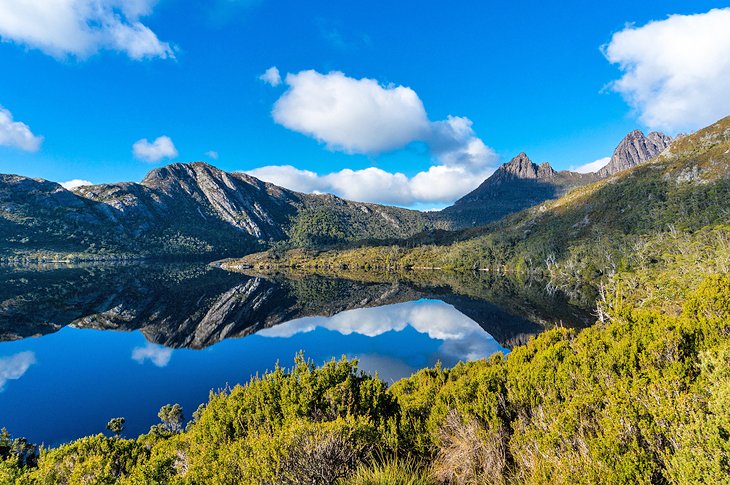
[[604, 8, 730, 132], [259, 66, 281, 86], [273, 70, 431, 154], [133, 135, 178, 163], [0, 0, 173, 60], [0, 351, 36, 391], [246, 164, 493, 206], [131, 343, 172, 367], [571, 156, 610, 174], [0, 106, 43, 152], [60, 179, 93, 190], [205, 150, 219, 160], [253, 70, 499, 206]]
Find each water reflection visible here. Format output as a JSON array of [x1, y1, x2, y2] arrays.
[[259, 299, 505, 364], [0, 263, 594, 444], [0, 351, 36, 391], [0, 263, 592, 350], [132, 343, 173, 368]]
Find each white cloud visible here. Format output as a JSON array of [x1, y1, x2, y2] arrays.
[[0, 106, 43, 152], [273, 70, 430, 154], [259, 66, 281, 86], [61, 179, 93, 190], [246, 164, 493, 206], [205, 150, 219, 160], [571, 156, 610, 174], [428, 116, 496, 169], [0, 0, 174, 60], [131, 343, 172, 367], [254, 69, 499, 206], [604, 8, 730, 132], [133, 135, 178, 163], [0, 351, 36, 391]]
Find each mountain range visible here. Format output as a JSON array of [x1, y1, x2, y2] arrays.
[[0, 127, 673, 261], [439, 128, 672, 227], [234, 116, 729, 287]]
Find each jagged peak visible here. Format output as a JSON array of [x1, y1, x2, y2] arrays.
[[597, 128, 672, 177], [498, 153, 556, 180]]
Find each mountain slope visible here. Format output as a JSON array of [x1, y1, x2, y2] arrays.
[[233, 116, 730, 295], [437, 153, 597, 227], [0, 162, 440, 260]]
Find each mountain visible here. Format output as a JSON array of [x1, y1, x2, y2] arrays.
[[436, 153, 598, 228], [233, 116, 730, 291], [0, 128, 675, 261], [597, 129, 672, 177], [437, 129, 671, 228], [0, 162, 440, 261]]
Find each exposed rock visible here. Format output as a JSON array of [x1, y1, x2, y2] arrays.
[[1, 162, 439, 259], [597, 130, 671, 177]]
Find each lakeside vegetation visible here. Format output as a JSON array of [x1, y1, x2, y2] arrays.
[[1, 260, 728, 483]]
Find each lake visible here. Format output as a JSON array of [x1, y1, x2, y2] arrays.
[[0, 263, 592, 446]]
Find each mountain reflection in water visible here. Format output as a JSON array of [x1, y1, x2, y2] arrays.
[[0, 263, 593, 444]]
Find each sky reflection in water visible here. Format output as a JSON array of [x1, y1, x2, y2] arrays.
[[0, 299, 504, 446]]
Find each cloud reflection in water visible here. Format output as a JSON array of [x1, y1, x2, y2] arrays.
[[0, 351, 36, 391], [131, 343, 173, 368], [257, 299, 507, 374]]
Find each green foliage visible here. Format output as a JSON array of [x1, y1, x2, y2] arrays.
[[106, 417, 126, 438], [289, 208, 349, 247], [344, 455, 434, 485], [156, 404, 184, 435], [20, 435, 148, 484]]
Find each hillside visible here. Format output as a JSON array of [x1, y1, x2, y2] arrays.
[[0, 162, 440, 261], [230, 116, 730, 302]]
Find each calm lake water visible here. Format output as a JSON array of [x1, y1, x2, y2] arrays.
[[0, 263, 592, 446]]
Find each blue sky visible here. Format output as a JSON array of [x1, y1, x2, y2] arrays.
[[0, 0, 728, 208]]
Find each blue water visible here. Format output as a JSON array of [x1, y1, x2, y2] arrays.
[[0, 298, 506, 446]]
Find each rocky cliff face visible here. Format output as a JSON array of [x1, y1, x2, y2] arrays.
[[597, 130, 671, 177], [437, 153, 597, 228], [0, 162, 437, 260]]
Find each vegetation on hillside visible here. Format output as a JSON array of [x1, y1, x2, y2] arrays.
[[229, 116, 730, 297]]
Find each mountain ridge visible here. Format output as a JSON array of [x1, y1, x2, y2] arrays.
[[0, 127, 675, 261], [437, 153, 598, 227], [0, 162, 442, 261], [227, 115, 730, 284]]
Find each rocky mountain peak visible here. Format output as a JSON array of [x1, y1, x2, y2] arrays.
[[499, 153, 556, 180], [142, 161, 222, 187], [598, 129, 671, 177]]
